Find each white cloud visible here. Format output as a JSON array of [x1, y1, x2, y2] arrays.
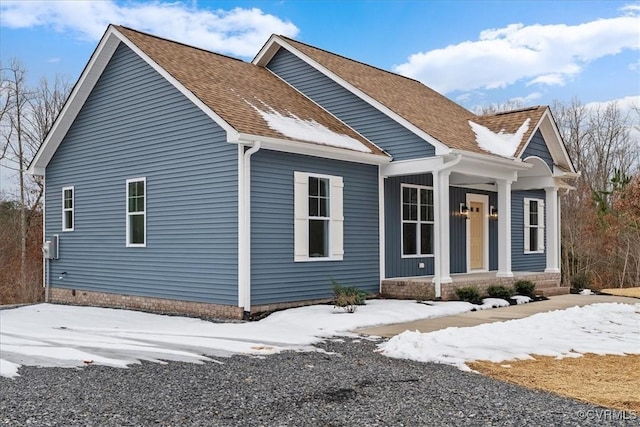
[[394, 14, 640, 94], [0, 1, 299, 57]]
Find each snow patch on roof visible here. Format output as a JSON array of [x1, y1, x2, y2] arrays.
[[468, 118, 531, 157], [249, 102, 372, 153]]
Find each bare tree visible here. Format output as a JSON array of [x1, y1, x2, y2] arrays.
[[552, 98, 640, 287], [0, 58, 70, 302], [474, 98, 525, 116]]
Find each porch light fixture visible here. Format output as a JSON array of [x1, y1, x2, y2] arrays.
[[490, 205, 498, 218], [459, 203, 469, 216]]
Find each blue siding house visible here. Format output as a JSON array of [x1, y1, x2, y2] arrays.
[[29, 26, 577, 319]]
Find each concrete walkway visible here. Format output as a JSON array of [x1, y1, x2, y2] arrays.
[[357, 294, 639, 338]]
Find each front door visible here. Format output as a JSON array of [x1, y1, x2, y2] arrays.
[[469, 201, 484, 270]]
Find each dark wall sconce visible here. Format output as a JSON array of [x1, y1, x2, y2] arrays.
[[459, 203, 469, 217], [490, 205, 498, 218]]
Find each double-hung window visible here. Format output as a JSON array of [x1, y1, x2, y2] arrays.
[[308, 176, 330, 257], [402, 184, 434, 257], [294, 171, 343, 261], [62, 186, 74, 231], [126, 178, 146, 247], [524, 198, 544, 253]]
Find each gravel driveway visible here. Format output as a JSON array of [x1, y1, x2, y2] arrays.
[[1, 339, 634, 426]]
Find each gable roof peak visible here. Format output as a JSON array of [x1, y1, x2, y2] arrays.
[[114, 25, 246, 64], [480, 105, 547, 118], [276, 35, 428, 87]]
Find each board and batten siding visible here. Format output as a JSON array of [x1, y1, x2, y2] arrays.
[[250, 149, 379, 304], [522, 129, 554, 169], [511, 189, 546, 271], [45, 43, 238, 304], [266, 48, 435, 161]]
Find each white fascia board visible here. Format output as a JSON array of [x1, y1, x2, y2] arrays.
[[524, 110, 576, 174], [255, 37, 451, 156], [553, 165, 581, 178], [380, 156, 444, 177], [252, 34, 281, 65], [453, 157, 520, 182], [514, 176, 575, 191], [28, 28, 121, 176], [450, 149, 532, 171], [236, 133, 390, 165]]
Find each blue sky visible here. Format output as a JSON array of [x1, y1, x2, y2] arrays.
[[1, 0, 638, 109], [1, 0, 639, 192]]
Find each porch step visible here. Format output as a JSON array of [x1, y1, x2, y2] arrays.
[[533, 279, 563, 289], [537, 286, 570, 297]]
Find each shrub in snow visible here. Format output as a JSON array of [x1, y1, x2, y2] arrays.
[[570, 273, 591, 292], [331, 280, 368, 313], [455, 286, 483, 305], [486, 285, 514, 300], [513, 280, 536, 297]]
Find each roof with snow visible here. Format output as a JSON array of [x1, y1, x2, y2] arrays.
[[264, 37, 555, 159], [473, 106, 547, 157], [115, 26, 386, 157]]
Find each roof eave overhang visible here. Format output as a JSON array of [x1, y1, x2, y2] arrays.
[[235, 133, 391, 165], [28, 25, 239, 176], [450, 149, 532, 171], [253, 36, 452, 157]]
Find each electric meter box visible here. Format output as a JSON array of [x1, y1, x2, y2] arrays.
[[43, 235, 59, 260]]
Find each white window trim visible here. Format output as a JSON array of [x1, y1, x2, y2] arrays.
[[401, 183, 435, 258], [465, 193, 489, 272], [524, 197, 545, 254], [294, 171, 343, 262], [62, 186, 74, 232], [126, 177, 146, 248]]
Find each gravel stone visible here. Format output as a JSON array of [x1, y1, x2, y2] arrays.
[[0, 339, 635, 426]]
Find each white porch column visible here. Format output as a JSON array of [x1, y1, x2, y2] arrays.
[[545, 187, 560, 273], [496, 179, 513, 277], [432, 170, 452, 298]]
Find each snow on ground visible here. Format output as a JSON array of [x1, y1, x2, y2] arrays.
[[511, 295, 532, 304], [468, 118, 530, 157], [2, 300, 637, 378], [0, 300, 473, 378], [380, 303, 640, 371]]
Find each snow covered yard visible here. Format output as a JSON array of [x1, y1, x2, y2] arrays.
[[1, 299, 638, 380], [380, 302, 640, 371], [0, 299, 475, 378]]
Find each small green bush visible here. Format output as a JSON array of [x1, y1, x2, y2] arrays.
[[486, 285, 514, 300], [514, 280, 536, 297], [455, 286, 483, 305], [331, 280, 368, 313], [570, 273, 590, 290]]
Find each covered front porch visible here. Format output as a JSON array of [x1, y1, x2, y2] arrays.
[[380, 150, 569, 299], [381, 271, 567, 301]]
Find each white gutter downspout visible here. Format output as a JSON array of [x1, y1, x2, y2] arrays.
[[238, 141, 261, 319], [431, 154, 462, 299]]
